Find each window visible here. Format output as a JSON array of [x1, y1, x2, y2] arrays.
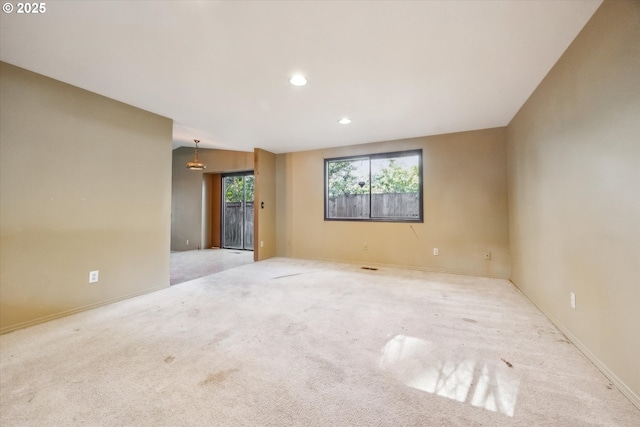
[[325, 149, 423, 222]]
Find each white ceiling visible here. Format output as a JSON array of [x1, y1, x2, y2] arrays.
[[0, 0, 602, 154]]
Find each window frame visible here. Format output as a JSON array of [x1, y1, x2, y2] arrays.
[[324, 149, 423, 223]]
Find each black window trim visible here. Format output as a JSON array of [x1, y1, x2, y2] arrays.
[[324, 149, 423, 223]]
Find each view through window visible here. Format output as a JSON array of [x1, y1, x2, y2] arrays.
[[325, 150, 423, 222]]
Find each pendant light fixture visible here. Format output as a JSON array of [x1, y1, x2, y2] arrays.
[[186, 139, 206, 170]]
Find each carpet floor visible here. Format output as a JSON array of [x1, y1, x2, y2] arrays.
[[170, 248, 254, 285], [1, 258, 638, 426]]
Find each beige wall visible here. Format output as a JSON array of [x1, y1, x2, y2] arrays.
[[276, 128, 511, 278], [254, 149, 277, 261], [209, 174, 223, 248], [276, 153, 294, 259], [506, 0, 640, 405], [0, 62, 173, 333], [171, 147, 253, 251]]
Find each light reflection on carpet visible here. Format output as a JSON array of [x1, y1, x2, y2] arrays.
[[378, 334, 520, 417]]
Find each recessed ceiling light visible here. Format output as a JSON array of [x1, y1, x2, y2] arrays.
[[338, 118, 352, 125], [289, 74, 307, 86]]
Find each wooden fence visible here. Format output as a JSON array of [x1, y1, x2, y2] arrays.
[[327, 193, 419, 218], [224, 201, 254, 249]]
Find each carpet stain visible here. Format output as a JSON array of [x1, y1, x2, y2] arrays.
[[305, 379, 318, 391], [271, 272, 304, 280], [285, 322, 308, 336], [462, 318, 477, 323], [188, 308, 200, 318], [211, 330, 231, 345], [201, 369, 239, 386], [164, 356, 175, 364], [307, 356, 346, 383], [303, 303, 321, 313], [501, 358, 514, 368]]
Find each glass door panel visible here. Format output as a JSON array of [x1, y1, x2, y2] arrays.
[[222, 173, 254, 250]]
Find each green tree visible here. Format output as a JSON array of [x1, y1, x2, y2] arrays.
[[225, 176, 254, 202], [371, 159, 419, 194], [327, 160, 368, 198]]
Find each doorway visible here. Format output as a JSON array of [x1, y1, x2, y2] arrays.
[[222, 172, 254, 250]]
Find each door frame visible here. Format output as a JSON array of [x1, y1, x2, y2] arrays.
[[221, 171, 255, 251]]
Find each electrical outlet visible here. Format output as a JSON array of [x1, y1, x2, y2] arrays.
[[484, 251, 491, 260], [260, 241, 264, 248], [363, 243, 369, 251], [186, 239, 189, 245], [570, 292, 576, 310], [89, 270, 99, 284], [433, 248, 439, 256]]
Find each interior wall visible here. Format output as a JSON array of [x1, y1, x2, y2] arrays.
[[254, 149, 277, 261], [0, 62, 173, 333], [201, 174, 214, 250], [276, 128, 511, 278], [275, 153, 294, 258], [171, 147, 253, 251], [210, 174, 222, 248], [506, 0, 640, 405]]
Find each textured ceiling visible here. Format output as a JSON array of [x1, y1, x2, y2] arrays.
[[0, 0, 602, 153]]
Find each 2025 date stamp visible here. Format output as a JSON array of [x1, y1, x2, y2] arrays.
[[3, 3, 47, 14]]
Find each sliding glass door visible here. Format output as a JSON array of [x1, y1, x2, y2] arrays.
[[222, 173, 254, 250]]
